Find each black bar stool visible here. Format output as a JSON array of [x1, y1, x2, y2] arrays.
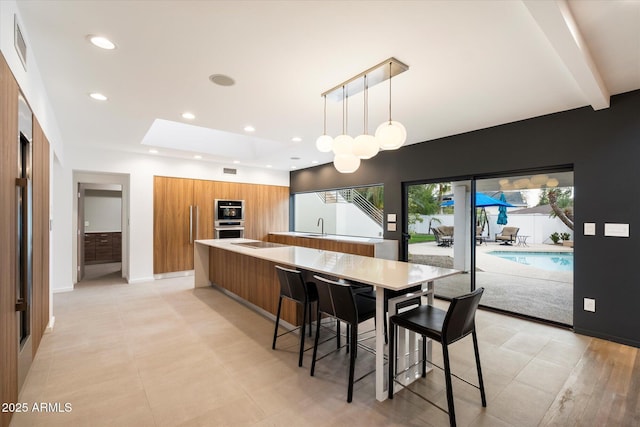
[[310, 275, 376, 403], [272, 265, 318, 367], [388, 288, 487, 426]]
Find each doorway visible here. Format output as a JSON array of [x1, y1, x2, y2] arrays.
[[77, 183, 124, 283], [405, 169, 574, 326], [73, 172, 130, 285]]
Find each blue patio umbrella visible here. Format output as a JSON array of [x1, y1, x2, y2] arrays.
[[441, 192, 514, 208], [497, 193, 509, 225], [441, 192, 514, 241]]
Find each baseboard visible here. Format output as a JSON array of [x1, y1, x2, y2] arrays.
[[52, 286, 74, 293], [127, 276, 156, 284], [153, 270, 194, 280], [574, 327, 640, 349], [45, 316, 55, 333]]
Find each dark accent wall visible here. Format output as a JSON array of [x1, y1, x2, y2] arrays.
[[291, 89, 640, 348]]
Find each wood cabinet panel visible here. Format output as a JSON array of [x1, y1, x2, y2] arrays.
[[193, 179, 214, 240], [0, 54, 51, 427], [112, 233, 122, 259], [266, 234, 375, 257], [84, 236, 96, 261], [84, 232, 121, 263], [154, 176, 289, 274], [154, 176, 194, 274], [0, 53, 19, 427], [31, 118, 50, 358], [209, 247, 298, 324]]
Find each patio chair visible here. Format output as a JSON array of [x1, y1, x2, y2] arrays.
[[495, 226, 519, 245], [434, 226, 454, 247], [475, 225, 486, 245]]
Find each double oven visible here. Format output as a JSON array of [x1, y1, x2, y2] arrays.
[[214, 199, 245, 239]]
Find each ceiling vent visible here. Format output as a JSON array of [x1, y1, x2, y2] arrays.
[[14, 15, 27, 70], [223, 168, 237, 175]]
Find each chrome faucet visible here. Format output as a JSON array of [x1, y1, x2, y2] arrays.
[[317, 217, 324, 235]]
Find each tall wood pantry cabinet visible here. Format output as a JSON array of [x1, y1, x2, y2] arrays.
[[0, 53, 50, 427], [153, 176, 290, 275]]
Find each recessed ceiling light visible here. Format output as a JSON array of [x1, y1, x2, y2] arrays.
[[87, 35, 116, 50], [291, 166, 297, 169], [149, 149, 159, 154], [89, 92, 108, 101], [182, 112, 195, 120], [311, 160, 319, 164], [233, 160, 240, 164], [244, 125, 255, 132], [209, 74, 235, 86], [291, 137, 302, 142], [194, 155, 202, 159], [266, 165, 272, 168]]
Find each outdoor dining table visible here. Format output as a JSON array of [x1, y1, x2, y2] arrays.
[[194, 238, 461, 401]]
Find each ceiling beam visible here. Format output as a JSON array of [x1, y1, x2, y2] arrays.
[[523, 0, 610, 110]]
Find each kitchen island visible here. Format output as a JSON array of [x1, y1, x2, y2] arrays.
[[194, 238, 459, 401], [267, 231, 398, 260]]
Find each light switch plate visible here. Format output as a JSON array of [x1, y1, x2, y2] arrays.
[[584, 298, 596, 312], [387, 222, 397, 232], [387, 213, 397, 223], [604, 223, 629, 237], [584, 222, 596, 236]]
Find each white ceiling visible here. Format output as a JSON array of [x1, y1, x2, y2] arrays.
[[16, 0, 640, 171]]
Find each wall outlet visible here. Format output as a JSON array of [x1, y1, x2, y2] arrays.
[[584, 298, 596, 312]]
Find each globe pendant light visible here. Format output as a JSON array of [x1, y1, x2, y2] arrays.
[[332, 86, 359, 173], [315, 95, 333, 152], [375, 61, 407, 150], [353, 74, 380, 159], [334, 153, 360, 173], [317, 57, 409, 172], [332, 86, 354, 155]]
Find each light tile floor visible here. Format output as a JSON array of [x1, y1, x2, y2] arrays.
[[8, 274, 630, 426]]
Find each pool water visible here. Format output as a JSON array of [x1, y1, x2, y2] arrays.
[[487, 251, 573, 272]]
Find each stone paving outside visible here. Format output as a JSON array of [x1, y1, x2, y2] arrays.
[[409, 241, 573, 325]]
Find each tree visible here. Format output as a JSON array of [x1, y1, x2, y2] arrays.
[[539, 188, 574, 230], [407, 184, 441, 233], [437, 182, 451, 214]]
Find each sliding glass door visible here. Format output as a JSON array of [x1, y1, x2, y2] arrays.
[[405, 170, 574, 326]]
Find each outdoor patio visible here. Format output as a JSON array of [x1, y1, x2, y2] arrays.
[[409, 241, 573, 325]]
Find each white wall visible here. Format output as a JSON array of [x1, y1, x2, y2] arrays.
[[52, 154, 73, 292], [294, 192, 383, 237], [294, 193, 337, 234], [335, 203, 382, 237], [84, 191, 122, 232]]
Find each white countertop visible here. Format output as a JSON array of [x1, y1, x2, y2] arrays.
[[196, 238, 459, 292]]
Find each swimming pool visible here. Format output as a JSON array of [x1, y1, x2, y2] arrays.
[[487, 251, 573, 272]]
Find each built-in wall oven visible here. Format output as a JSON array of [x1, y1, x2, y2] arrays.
[[214, 199, 245, 239]]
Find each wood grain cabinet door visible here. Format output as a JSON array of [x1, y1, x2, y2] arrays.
[[193, 179, 214, 240], [154, 177, 195, 273]]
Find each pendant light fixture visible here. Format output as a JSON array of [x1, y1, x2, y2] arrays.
[[375, 61, 407, 150], [332, 86, 354, 156], [332, 86, 360, 173], [353, 74, 379, 159], [315, 95, 333, 152], [317, 57, 408, 173]]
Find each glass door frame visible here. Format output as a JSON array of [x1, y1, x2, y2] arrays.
[[402, 165, 574, 327]]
